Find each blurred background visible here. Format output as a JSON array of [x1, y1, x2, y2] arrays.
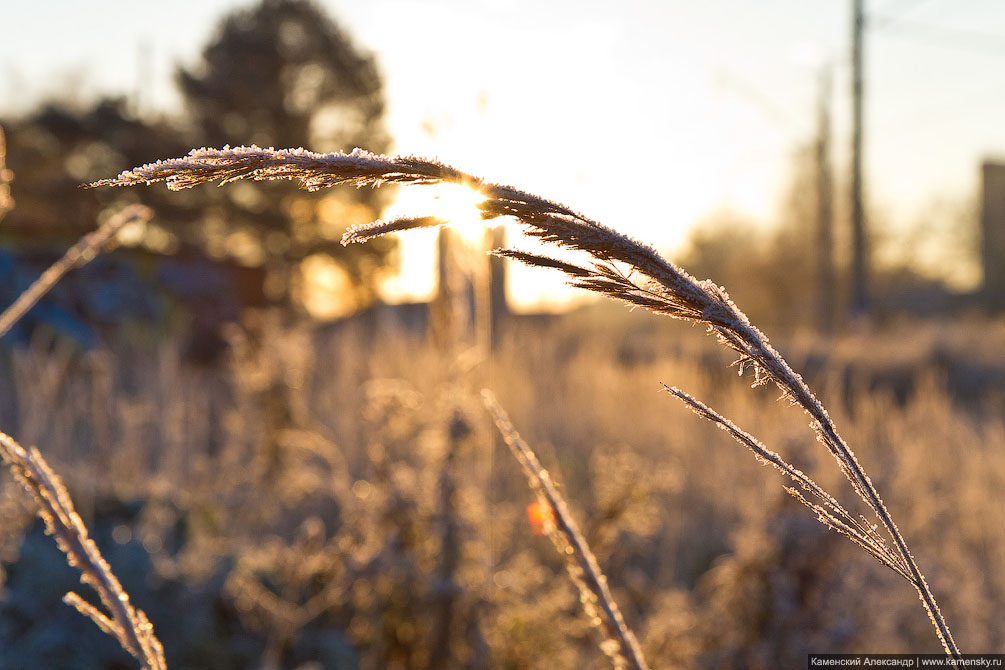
[[0, 1, 1003, 668]]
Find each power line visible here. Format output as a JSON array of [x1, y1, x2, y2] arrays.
[[872, 0, 933, 27], [873, 84, 1005, 134], [870, 14, 1005, 57], [713, 67, 801, 131]]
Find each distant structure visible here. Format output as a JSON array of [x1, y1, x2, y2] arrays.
[[981, 161, 1005, 311], [849, 0, 869, 318], [431, 226, 510, 350], [815, 67, 836, 333], [330, 225, 511, 347], [487, 225, 509, 345]]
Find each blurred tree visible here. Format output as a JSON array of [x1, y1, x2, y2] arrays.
[[1, 98, 187, 246], [176, 0, 395, 312], [0, 0, 397, 353], [0, 99, 190, 345], [0, 124, 12, 223], [678, 146, 824, 331]]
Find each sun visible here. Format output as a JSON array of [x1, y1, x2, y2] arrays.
[[375, 180, 587, 311], [392, 182, 488, 240], [375, 182, 489, 303]]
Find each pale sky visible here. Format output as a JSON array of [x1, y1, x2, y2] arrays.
[[4, 0, 1005, 308]]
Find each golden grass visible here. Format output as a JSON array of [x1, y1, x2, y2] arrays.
[[93, 145, 964, 656], [0, 146, 998, 667]]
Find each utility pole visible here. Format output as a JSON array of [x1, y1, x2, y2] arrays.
[[486, 224, 508, 348], [816, 66, 836, 333], [850, 0, 869, 319]]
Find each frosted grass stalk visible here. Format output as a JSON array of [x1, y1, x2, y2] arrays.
[[93, 145, 960, 658]]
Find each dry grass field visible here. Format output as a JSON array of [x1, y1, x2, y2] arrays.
[[3, 1, 1004, 664], [0, 143, 1000, 669], [0, 301, 1001, 669]]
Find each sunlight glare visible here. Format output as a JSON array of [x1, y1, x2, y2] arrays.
[[298, 253, 361, 320], [376, 182, 487, 305]]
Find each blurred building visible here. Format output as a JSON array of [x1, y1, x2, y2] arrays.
[[981, 161, 1005, 311]]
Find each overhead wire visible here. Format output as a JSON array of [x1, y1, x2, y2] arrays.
[[870, 13, 1005, 58]]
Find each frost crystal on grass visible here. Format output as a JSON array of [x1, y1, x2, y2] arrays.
[[92, 144, 962, 659]]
